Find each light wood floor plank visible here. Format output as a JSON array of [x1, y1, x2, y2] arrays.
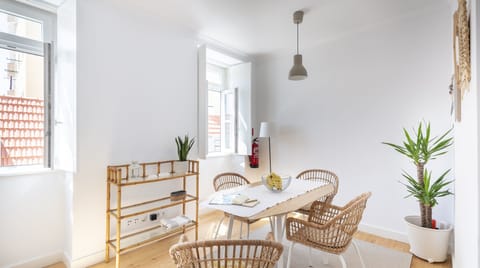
[[45, 210, 451, 268]]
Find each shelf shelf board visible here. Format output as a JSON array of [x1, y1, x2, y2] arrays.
[[111, 172, 199, 186], [107, 221, 196, 253], [110, 194, 197, 219]]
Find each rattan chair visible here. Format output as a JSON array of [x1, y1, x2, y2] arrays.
[[286, 192, 372, 268], [169, 234, 284, 268], [212, 172, 259, 239], [295, 169, 339, 216]]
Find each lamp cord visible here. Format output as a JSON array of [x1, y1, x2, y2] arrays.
[[296, 23, 299, 54], [268, 137, 272, 174]]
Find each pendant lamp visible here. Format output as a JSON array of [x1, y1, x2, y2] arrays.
[[288, 10, 308, 80]]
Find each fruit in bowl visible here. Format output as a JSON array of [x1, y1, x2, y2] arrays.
[[262, 172, 292, 192]]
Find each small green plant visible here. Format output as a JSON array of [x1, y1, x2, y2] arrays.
[[383, 122, 453, 228], [175, 134, 195, 161]]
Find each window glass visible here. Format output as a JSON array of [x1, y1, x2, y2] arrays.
[[0, 10, 42, 41], [207, 63, 236, 155], [206, 65, 224, 86], [208, 90, 221, 153], [222, 90, 234, 151], [0, 47, 45, 167]]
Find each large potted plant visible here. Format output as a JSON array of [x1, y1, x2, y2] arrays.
[[383, 122, 453, 263], [173, 134, 195, 174]]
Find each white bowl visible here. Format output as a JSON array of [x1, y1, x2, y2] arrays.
[[261, 175, 292, 192]]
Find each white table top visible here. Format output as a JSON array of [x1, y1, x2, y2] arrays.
[[203, 179, 334, 220]]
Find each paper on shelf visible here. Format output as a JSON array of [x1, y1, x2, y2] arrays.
[[161, 215, 192, 229]]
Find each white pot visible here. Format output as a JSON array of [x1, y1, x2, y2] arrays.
[[173, 161, 189, 174], [404, 215, 452, 263]]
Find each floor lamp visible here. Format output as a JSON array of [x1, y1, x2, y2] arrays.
[[259, 122, 272, 174]]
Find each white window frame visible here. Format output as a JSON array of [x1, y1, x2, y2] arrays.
[[198, 43, 252, 158], [0, 0, 56, 174]]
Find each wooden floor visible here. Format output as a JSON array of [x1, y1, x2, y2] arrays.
[[46, 211, 451, 268]]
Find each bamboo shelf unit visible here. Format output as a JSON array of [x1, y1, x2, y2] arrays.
[[105, 160, 199, 268]]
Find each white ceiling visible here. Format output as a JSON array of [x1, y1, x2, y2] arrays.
[[22, 0, 64, 7], [41, 0, 62, 5], [45, 0, 449, 55]]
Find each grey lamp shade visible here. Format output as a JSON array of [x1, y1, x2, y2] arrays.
[[288, 54, 308, 80]]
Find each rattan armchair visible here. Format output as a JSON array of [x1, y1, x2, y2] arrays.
[[295, 169, 339, 216], [212, 172, 258, 239], [286, 192, 372, 268], [169, 235, 284, 268]]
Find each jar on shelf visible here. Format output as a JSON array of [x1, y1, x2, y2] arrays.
[[129, 161, 141, 179]]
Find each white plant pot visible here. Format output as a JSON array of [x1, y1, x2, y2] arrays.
[[173, 161, 189, 174], [404, 215, 452, 263]]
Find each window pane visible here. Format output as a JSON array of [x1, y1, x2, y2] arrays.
[[0, 47, 44, 167], [222, 91, 234, 151], [0, 10, 42, 41], [206, 64, 224, 86], [208, 90, 221, 153]]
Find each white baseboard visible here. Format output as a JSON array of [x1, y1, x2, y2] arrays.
[[70, 250, 105, 268], [358, 223, 409, 243], [62, 251, 72, 268], [10, 251, 66, 268]]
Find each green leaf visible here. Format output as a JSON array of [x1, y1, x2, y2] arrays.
[[175, 134, 196, 161], [399, 168, 453, 207]]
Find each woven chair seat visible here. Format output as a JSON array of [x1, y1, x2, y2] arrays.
[[286, 192, 372, 268], [170, 238, 283, 268], [287, 217, 352, 254]]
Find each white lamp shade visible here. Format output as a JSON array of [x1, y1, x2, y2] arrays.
[[259, 122, 271, 137]]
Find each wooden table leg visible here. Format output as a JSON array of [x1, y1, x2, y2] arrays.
[[227, 215, 235, 239], [275, 214, 286, 268]]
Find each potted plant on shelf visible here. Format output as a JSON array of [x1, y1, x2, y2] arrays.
[[174, 134, 195, 173], [383, 122, 453, 263]]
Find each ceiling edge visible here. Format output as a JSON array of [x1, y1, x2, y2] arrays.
[[14, 0, 59, 13]]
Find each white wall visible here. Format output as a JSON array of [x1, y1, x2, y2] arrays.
[[453, 0, 480, 266], [72, 1, 244, 266], [0, 0, 75, 266], [253, 3, 454, 239], [0, 172, 66, 267], [56, 0, 76, 265], [73, 0, 194, 263]]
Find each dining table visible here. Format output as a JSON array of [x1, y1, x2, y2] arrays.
[[204, 178, 335, 268]]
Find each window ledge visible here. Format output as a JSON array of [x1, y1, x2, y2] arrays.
[[206, 152, 235, 158], [0, 166, 55, 177]]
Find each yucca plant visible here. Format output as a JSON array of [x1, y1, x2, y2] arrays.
[[175, 135, 195, 161], [383, 122, 453, 228]]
